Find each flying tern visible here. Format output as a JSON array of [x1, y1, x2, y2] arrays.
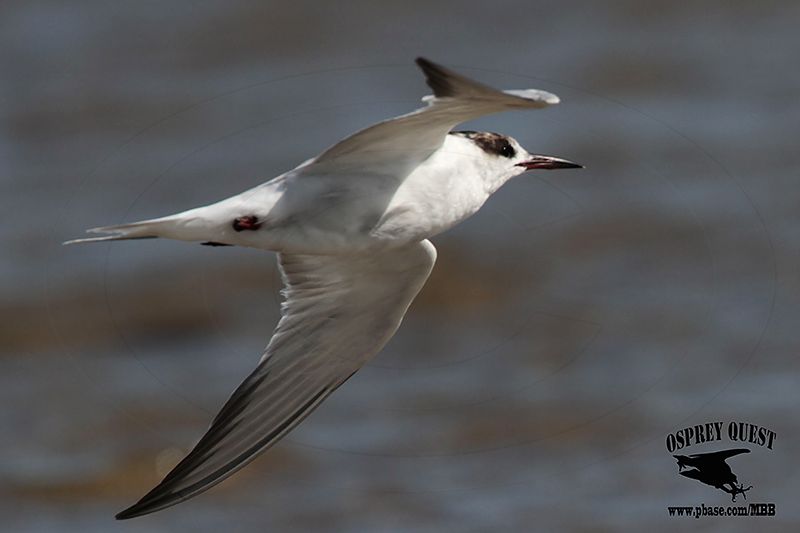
[[66, 57, 582, 519]]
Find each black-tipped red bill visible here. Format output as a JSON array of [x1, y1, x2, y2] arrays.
[[516, 155, 583, 170]]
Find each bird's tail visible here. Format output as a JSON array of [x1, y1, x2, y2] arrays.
[[63, 216, 177, 245]]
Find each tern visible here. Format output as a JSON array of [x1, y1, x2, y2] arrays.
[[66, 58, 582, 519]]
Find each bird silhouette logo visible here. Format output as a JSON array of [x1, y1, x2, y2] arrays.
[[673, 448, 753, 501]]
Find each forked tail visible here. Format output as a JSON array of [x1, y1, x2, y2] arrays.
[[63, 218, 173, 245]]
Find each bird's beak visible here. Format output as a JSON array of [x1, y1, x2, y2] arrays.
[[516, 155, 583, 170]]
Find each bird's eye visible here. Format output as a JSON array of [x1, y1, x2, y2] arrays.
[[499, 142, 516, 158]]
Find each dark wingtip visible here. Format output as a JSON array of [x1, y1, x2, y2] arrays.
[[115, 493, 170, 520], [414, 57, 433, 70], [115, 505, 141, 520], [414, 57, 457, 97]]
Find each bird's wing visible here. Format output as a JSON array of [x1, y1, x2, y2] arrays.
[[688, 448, 751, 461], [678, 469, 711, 484], [116, 240, 437, 519], [308, 57, 559, 176]]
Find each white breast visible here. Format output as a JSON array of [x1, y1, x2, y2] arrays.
[[371, 135, 492, 241]]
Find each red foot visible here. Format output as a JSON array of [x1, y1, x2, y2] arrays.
[[232, 215, 262, 232]]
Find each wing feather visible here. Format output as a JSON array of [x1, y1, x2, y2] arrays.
[[116, 241, 436, 519], [310, 57, 559, 175], [688, 448, 751, 461]]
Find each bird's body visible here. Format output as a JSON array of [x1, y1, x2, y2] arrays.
[[147, 133, 498, 254], [674, 448, 752, 501], [66, 58, 581, 519]]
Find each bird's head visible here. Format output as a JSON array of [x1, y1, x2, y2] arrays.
[[448, 131, 582, 192], [673, 454, 690, 470]]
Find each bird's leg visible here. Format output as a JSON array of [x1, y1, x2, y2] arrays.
[[737, 484, 753, 501], [721, 484, 736, 500], [232, 215, 262, 232], [728, 483, 753, 502]]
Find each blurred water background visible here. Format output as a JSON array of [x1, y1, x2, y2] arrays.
[[2, 1, 799, 531]]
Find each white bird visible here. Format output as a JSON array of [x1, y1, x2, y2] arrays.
[[67, 58, 581, 519]]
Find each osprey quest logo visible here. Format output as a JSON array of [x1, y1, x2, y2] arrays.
[[665, 421, 777, 519], [673, 448, 752, 501]]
